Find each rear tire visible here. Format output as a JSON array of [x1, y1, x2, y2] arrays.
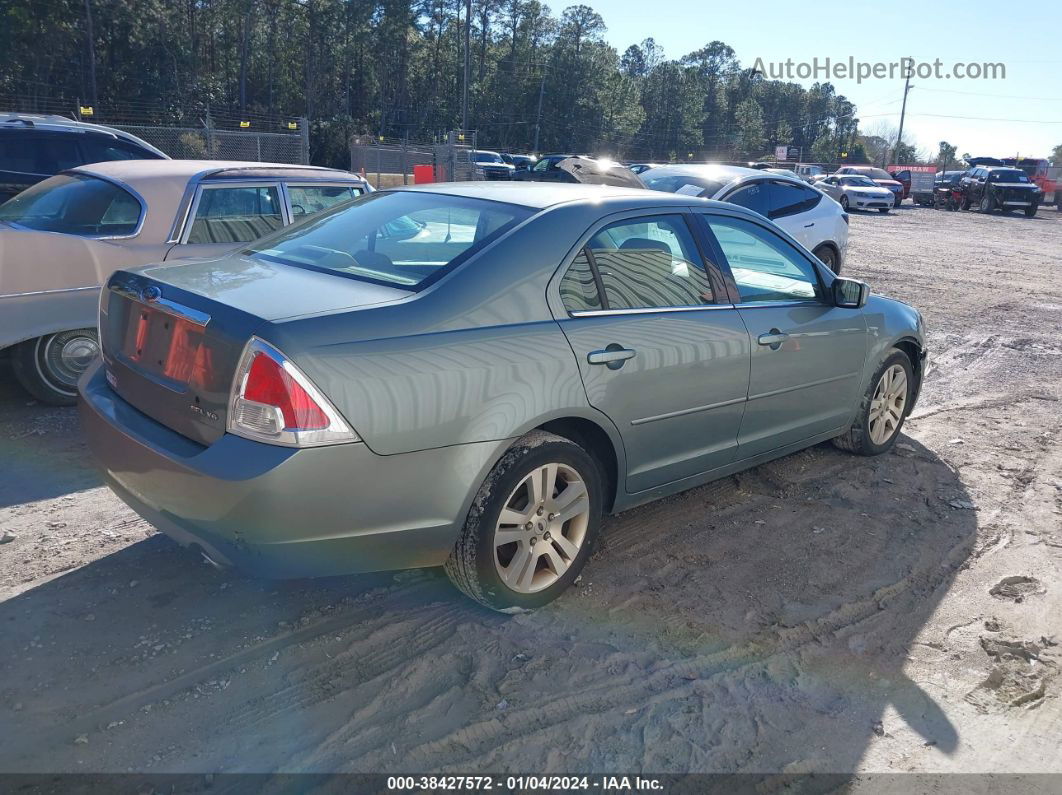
[[980, 194, 994, 213], [960, 195, 971, 210], [833, 348, 913, 457], [11, 330, 99, 406], [813, 244, 840, 274], [444, 431, 603, 612]]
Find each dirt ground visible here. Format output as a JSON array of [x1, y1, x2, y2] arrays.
[[1, 204, 1060, 778]]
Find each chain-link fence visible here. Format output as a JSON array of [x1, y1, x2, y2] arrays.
[[351, 131, 478, 188], [113, 121, 309, 164]]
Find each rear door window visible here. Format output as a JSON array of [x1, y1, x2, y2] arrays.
[[725, 182, 769, 216], [768, 181, 813, 219], [286, 184, 362, 219], [583, 214, 713, 310], [0, 172, 142, 236], [186, 185, 284, 244], [0, 134, 81, 176], [80, 137, 161, 163]]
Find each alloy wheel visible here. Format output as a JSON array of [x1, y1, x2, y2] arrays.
[[493, 463, 591, 594], [868, 364, 907, 445]]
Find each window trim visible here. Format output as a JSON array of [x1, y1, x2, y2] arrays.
[[177, 180, 289, 245], [693, 209, 830, 307], [550, 208, 731, 318], [0, 171, 147, 240]]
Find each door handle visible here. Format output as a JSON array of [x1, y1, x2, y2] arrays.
[[587, 346, 636, 369], [757, 330, 789, 349], [803, 222, 815, 228]]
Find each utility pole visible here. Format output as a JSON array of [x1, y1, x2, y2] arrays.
[[461, 0, 471, 134], [889, 58, 914, 167], [83, 0, 98, 109], [532, 70, 545, 153]]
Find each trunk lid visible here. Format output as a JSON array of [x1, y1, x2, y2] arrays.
[[100, 257, 410, 446]]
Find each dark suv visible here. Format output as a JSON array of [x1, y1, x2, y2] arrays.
[[960, 166, 1041, 216], [0, 114, 168, 202]]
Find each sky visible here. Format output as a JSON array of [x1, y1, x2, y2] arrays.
[[584, 0, 1062, 160]]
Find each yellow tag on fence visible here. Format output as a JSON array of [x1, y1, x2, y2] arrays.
[[239, 120, 250, 128], [79, 106, 94, 116]]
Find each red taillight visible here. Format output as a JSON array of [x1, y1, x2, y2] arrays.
[[244, 352, 329, 430], [228, 337, 358, 447]]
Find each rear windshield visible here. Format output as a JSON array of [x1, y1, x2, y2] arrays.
[[0, 173, 142, 236], [248, 190, 532, 290], [642, 174, 726, 198]]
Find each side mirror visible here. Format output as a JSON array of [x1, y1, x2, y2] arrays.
[[832, 276, 869, 308]]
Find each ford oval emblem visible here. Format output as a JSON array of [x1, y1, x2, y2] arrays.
[[142, 285, 162, 303]]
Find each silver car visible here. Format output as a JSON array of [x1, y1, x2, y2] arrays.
[[816, 174, 895, 213], [80, 182, 927, 611]]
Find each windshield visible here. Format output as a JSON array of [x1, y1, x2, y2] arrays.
[[840, 176, 877, 188], [988, 170, 1029, 183], [248, 191, 532, 290], [642, 174, 726, 198], [0, 173, 142, 236], [473, 152, 504, 164]]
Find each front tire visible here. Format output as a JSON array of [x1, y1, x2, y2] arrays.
[[11, 330, 99, 406], [839, 195, 849, 211], [878, 207, 890, 213], [833, 349, 914, 456], [1025, 205, 1037, 218], [445, 431, 603, 612]]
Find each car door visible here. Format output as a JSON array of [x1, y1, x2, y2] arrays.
[[165, 181, 287, 260], [550, 211, 750, 493], [698, 212, 868, 458]]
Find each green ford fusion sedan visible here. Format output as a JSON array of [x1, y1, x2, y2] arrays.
[[79, 182, 928, 611]]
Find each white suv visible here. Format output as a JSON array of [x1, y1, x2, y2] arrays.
[[640, 164, 849, 273]]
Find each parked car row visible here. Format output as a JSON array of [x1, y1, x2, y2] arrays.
[[0, 115, 928, 611]]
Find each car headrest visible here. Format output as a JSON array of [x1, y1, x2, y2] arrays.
[[618, 238, 671, 253]]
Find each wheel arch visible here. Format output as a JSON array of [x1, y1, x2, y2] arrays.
[[534, 416, 622, 513], [891, 336, 924, 411]]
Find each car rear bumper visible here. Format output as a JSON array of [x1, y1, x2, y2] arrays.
[[78, 360, 504, 578]]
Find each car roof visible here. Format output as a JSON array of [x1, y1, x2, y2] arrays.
[[70, 159, 359, 183], [641, 163, 805, 185], [391, 180, 704, 210]]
